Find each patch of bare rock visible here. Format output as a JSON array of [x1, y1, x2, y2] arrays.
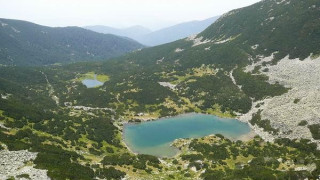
[[241, 54, 320, 146], [0, 150, 50, 180]]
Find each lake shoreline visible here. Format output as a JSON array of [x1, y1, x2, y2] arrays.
[[122, 113, 255, 158], [125, 112, 239, 125]]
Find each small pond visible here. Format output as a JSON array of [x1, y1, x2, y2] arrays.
[[124, 113, 251, 157], [82, 74, 103, 88]]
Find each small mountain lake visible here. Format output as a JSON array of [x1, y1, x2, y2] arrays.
[[82, 74, 103, 88], [124, 113, 252, 157]]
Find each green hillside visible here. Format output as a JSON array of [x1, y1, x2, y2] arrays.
[[200, 0, 320, 60], [0, 18, 144, 66]]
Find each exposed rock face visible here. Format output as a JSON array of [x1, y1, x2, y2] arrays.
[[239, 98, 276, 142], [158, 82, 177, 90], [0, 150, 50, 180], [261, 55, 320, 143], [243, 54, 320, 146], [175, 48, 184, 53]]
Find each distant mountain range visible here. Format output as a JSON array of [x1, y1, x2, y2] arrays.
[[85, 16, 219, 46], [83, 25, 152, 41], [0, 18, 144, 66], [137, 16, 220, 46]]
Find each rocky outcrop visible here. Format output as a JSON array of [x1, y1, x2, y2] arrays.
[[0, 150, 50, 180], [243, 54, 320, 146]]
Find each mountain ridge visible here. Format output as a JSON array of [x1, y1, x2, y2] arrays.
[[137, 16, 220, 46], [0, 18, 144, 66], [85, 16, 220, 46], [84, 25, 152, 40]]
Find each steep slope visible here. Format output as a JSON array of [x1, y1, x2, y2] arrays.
[[84, 25, 152, 41], [75, 0, 319, 143], [1, 0, 320, 180], [193, 0, 320, 142], [137, 16, 220, 46], [199, 0, 320, 60], [0, 19, 144, 66]]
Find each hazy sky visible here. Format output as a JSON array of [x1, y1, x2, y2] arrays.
[[0, 0, 260, 30]]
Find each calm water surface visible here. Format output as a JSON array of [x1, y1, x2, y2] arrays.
[[82, 74, 103, 88], [124, 113, 251, 157]]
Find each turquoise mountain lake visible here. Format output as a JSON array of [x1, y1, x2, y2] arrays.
[[124, 113, 251, 157], [82, 74, 103, 88]]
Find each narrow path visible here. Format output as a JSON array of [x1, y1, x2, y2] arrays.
[[230, 66, 256, 120], [40, 71, 59, 105], [40, 71, 117, 113], [229, 66, 242, 91], [68, 105, 115, 113]]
